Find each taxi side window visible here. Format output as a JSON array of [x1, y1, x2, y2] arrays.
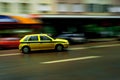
[[28, 36, 38, 41], [23, 36, 29, 41], [40, 36, 51, 41]]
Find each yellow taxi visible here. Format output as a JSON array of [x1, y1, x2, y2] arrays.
[[19, 34, 69, 54]]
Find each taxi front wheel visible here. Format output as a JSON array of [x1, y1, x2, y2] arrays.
[[22, 46, 30, 54], [55, 45, 64, 52]]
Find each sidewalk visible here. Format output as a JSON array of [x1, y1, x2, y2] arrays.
[[88, 38, 117, 42]]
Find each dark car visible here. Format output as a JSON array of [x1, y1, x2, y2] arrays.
[[56, 33, 87, 44], [0, 37, 20, 49]]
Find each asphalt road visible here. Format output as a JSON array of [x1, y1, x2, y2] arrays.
[[0, 41, 120, 80]]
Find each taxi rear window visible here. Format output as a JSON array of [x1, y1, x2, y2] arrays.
[[28, 36, 38, 41]]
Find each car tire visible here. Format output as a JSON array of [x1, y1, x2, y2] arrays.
[[22, 46, 30, 54], [55, 45, 64, 52]]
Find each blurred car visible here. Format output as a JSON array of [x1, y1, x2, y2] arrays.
[[0, 37, 20, 49], [19, 34, 69, 54], [56, 33, 88, 44], [98, 31, 114, 38]]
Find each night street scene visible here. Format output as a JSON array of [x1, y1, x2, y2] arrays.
[[0, 0, 120, 80]]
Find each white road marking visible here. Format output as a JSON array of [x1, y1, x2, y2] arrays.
[[0, 53, 21, 57], [68, 44, 120, 50], [93, 44, 120, 48], [67, 47, 87, 50], [41, 56, 101, 64]]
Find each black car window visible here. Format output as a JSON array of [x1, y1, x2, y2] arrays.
[[28, 36, 38, 41], [40, 36, 51, 41]]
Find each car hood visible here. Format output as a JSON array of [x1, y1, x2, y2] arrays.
[[54, 38, 68, 43]]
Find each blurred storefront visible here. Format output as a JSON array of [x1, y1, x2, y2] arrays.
[[33, 15, 120, 38], [0, 15, 42, 37]]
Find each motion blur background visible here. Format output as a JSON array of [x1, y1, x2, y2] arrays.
[[0, 0, 120, 38]]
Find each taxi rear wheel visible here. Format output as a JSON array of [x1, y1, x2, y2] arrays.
[[55, 45, 64, 52], [22, 46, 30, 54]]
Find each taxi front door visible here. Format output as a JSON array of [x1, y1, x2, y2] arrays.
[[39, 36, 55, 50]]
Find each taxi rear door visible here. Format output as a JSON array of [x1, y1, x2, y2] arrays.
[[28, 35, 40, 50]]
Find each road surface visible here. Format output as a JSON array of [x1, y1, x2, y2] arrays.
[[0, 41, 120, 80]]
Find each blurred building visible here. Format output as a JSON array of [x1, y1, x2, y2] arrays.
[[0, 0, 56, 15], [0, 0, 119, 16], [56, 0, 113, 16], [108, 0, 120, 15]]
